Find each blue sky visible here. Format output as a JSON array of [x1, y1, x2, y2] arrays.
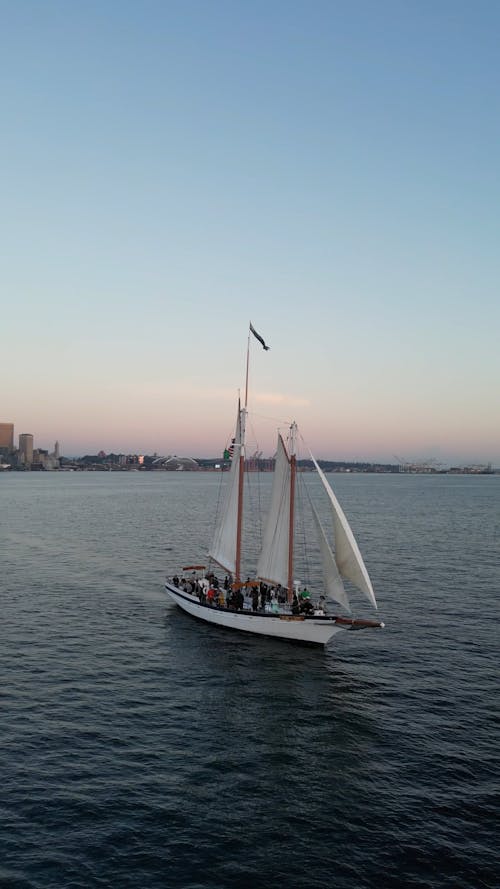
[[2, 1, 499, 463]]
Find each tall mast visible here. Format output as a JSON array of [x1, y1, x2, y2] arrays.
[[235, 402, 246, 582], [237, 324, 268, 581], [287, 422, 297, 599], [236, 329, 251, 582], [244, 327, 251, 409]]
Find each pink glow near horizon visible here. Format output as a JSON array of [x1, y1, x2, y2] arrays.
[[10, 387, 499, 465]]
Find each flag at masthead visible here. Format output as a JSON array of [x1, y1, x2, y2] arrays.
[[249, 322, 270, 351]]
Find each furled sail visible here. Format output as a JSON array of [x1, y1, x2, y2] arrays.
[[310, 503, 351, 611], [310, 455, 377, 608], [209, 405, 244, 576], [256, 434, 291, 588]]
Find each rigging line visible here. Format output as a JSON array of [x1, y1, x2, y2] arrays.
[[244, 413, 263, 542], [248, 410, 296, 427], [294, 473, 307, 586], [297, 427, 315, 460], [295, 443, 314, 590], [254, 457, 264, 555], [209, 464, 227, 569], [243, 465, 262, 574], [302, 475, 325, 590], [245, 414, 266, 552], [245, 413, 262, 459], [303, 492, 314, 587]]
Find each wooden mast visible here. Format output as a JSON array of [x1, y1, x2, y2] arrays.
[[287, 423, 297, 601], [235, 403, 245, 583], [235, 330, 251, 583]]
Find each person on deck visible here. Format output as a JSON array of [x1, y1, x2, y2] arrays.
[[234, 588, 244, 611]]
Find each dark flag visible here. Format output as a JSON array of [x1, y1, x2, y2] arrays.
[[249, 322, 270, 351]]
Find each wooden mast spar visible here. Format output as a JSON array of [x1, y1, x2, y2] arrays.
[[235, 330, 251, 583], [287, 423, 297, 602]]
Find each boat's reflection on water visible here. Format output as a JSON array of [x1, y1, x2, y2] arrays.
[[164, 605, 382, 779]]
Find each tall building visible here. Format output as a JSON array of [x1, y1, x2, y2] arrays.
[[0, 422, 14, 450], [19, 433, 34, 465]]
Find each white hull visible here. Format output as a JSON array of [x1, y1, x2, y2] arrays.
[[165, 582, 350, 646]]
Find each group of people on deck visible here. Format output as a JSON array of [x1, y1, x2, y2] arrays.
[[171, 572, 328, 616]]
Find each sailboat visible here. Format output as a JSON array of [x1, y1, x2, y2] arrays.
[[165, 325, 384, 646]]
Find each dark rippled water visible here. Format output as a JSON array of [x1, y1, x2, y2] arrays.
[[2, 472, 499, 889]]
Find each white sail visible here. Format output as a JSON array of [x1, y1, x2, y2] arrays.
[[256, 434, 291, 587], [310, 455, 377, 608], [208, 406, 245, 576], [310, 503, 351, 611]]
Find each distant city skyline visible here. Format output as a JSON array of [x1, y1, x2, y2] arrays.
[[2, 3, 499, 467], [1, 416, 497, 469]]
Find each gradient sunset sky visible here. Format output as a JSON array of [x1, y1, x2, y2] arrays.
[[2, 1, 499, 464]]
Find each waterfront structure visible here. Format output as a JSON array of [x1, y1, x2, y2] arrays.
[[19, 433, 34, 466], [152, 455, 199, 470], [0, 422, 14, 451], [32, 445, 60, 471]]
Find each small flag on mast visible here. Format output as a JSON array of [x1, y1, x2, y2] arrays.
[[249, 322, 270, 351], [224, 438, 236, 461]]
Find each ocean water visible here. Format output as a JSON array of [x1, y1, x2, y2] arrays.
[[1, 471, 499, 889]]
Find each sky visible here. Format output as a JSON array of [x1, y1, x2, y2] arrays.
[[1, 0, 499, 465]]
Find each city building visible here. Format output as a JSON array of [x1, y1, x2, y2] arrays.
[[19, 433, 34, 466], [0, 422, 14, 451]]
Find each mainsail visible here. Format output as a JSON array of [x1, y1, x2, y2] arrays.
[[256, 434, 291, 588], [209, 404, 245, 576]]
